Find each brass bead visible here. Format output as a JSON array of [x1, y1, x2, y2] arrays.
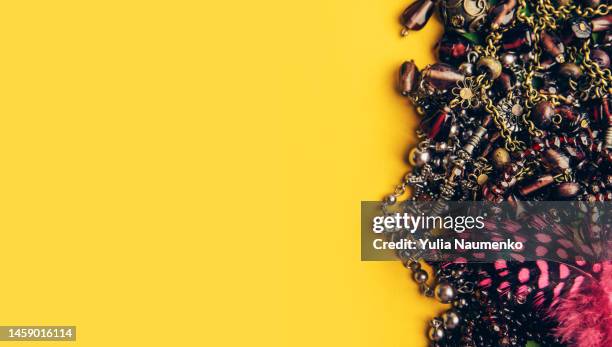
[[492, 148, 510, 169], [477, 173, 489, 185], [477, 57, 502, 79]]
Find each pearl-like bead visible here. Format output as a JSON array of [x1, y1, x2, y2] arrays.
[[414, 149, 431, 167], [492, 148, 510, 169], [458, 62, 474, 76], [500, 52, 517, 67]]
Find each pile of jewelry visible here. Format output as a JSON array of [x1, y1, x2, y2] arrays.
[[387, 0, 612, 346]]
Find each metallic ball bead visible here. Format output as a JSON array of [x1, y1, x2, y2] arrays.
[[492, 148, 511, 170], [435, 283, 455, 303], [520, 51, 535, 63], [458, 62, 474, 76], [435, 142, 448, 152], [443, 310, 460, 329], [454, 298, 468, 308], [449, 124, 459, 137], [428, 327, 445, 341], [414, 149, 431, 167], [500, 52, 517, 67], [384, 194, 396, 204], [441, 155, 450, 167], [431, 158, 441, 168], [413, 269, 428, 283]]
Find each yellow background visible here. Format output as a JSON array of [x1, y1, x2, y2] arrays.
[[0, 1, 445, 346]]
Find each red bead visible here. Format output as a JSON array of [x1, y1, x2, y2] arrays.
[[437, 32, 470, 64], [532, 143, 543, 152], [420, 107, 453, 141], [502, 26, 533, 52]]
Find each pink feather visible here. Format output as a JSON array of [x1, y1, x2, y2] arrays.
[[548, 262, 612, 347]]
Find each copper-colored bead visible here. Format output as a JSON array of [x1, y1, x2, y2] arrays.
[[488, 0, 517, 30], [399, 60, 420, 96], [400, 0, 436, 34], [540, 30, 565, 63], [543, 149, 570, 171], [582, 0, 602, 8], [558, 63, 583, 79], [555, 182, 581, 198], [423, 63, 465, 91], [519, 175, 554, 196], [533, 101, 555, 128]]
